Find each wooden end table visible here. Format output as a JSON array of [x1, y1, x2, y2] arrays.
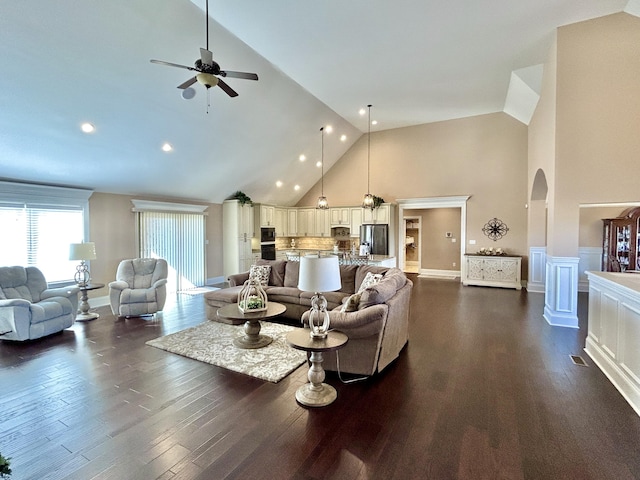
[[76, 283, 105, 321], [286, 329, 348, 407], [217, 302, 286, 349]]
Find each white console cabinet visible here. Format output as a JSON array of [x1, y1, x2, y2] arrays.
[[463, 255, 522, 290]]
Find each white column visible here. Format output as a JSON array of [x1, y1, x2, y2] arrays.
[[543, 256, 579, 328]]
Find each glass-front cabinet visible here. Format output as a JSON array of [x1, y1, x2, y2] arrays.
[[602, 206, 640, 271]]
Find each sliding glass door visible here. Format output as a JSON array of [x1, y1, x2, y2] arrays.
[[137, 211, 205, 293]]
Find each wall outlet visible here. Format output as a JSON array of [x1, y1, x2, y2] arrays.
[[451, 238, 456, 243], [469, 239, 476, 245], [453, 262, 456, 267]]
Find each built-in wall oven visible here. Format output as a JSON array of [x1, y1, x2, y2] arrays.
[[260, 227, 276, 260]]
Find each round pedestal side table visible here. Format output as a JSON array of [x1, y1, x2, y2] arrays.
[[217, 302, 286, 349], [76, 283, 105, 321], [286, 329, 348, 407]]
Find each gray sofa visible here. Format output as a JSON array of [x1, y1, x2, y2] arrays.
[[204, 259, 413, 375], [0, 266, 79, 341]]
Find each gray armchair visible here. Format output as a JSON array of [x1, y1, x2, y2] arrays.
[[109, 258, 168, 317], [0, 266, 79, 341]]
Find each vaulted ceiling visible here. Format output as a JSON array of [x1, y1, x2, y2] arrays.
[[0, 0, 636, 205]]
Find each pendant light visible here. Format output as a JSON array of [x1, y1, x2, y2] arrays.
[[362, 104, 375, 210], [316, 126, 329, 209]]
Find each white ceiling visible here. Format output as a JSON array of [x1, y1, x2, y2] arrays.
[[0, 0, 633, 205]]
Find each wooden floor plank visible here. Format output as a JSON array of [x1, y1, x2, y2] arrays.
[[2, 279, 640, 479]]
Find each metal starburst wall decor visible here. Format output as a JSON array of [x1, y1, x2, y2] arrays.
[[482, 217, 509, 241]]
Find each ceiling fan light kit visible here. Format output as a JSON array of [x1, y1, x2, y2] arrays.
[[196, 73, 219, 88]]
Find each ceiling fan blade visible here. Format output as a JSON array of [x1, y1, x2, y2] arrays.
[[217, 78, 239, 97], [221, 70, 259, 81], [150, 59, 196, 71], [177, 77, 197, 89], [200, 48, 213, 66]]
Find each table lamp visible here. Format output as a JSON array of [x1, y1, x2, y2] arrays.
[[69, 242, 97, 286], [298, 255, 341, 339]]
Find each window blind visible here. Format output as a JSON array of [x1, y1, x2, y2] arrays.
[[137, 211, 206, 292]]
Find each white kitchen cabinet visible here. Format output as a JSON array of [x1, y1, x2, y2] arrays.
[[259, 204, 275, 227], [287, 208, 298, 236], [297, 208, 315, 237], [350, 208, 363, 238], [315, 209, 331, 237], [223, 200, 255, 279], [462, 255, 522, 290], [363, 204, 390, 224], [330, 207, 350, 227], [274, 207, 288, 237]]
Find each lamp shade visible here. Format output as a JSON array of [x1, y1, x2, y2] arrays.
[[69, 242, 97, 261], [298, 255, 341, 293]]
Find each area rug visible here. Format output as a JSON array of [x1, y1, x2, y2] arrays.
[[146, 321, 307, 383]]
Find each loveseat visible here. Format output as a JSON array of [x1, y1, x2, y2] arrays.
[[0, 266, 80, 341], [204, 259, 413, 376]]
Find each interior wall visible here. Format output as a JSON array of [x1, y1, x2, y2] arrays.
[[413, 208, 461, 270], [298, 112, 529, 261], [579, 205, 634, 248], [88, 192, 223, 296], [551, 13, 640, 256], [528, 35, 557, 253]]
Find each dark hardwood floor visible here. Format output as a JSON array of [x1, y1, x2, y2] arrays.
[[1, 276, 640, 480]]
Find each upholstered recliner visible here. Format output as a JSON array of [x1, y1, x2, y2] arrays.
[[109, 258, 168, 317], [0, 266, 80, 341]]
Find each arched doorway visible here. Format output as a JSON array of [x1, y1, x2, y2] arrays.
[[528, 169, 548, 292]]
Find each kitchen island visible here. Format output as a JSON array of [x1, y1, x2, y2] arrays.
[[585, 271, 640, 416], [277, 249, 397, 267]]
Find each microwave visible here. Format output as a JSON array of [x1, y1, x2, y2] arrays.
[[260, 227, 276, 243]]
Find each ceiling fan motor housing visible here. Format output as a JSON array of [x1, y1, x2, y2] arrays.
[[195, 59, 221, 75]]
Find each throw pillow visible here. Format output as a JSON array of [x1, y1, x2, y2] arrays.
[[357, 271, 383, 294], [340, 293, 361, 313], [249, 264, 271, 287]]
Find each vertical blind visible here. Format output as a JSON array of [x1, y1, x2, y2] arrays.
[[137, 211, 205, 292]]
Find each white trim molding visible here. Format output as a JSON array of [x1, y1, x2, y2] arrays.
[[543, 256, 580, 328], [528, 246, 546, 293], [131, 199, 208, 214], [397, 196, 470, 282], [578, 247, 602, 292]]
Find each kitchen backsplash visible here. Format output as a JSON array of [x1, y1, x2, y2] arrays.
[[276, 237, 355, 251]]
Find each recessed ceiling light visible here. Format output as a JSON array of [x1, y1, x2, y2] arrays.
[[299, 154, 306, 162], [359, 108, 366, 116], [340, 134, 347, 142], [162, 143, 173, 152], [81, 122, 95, 133], [372, 120, 378, 125], [325, 125, 333, 133], [276, 180, 283, 187], [316, 161, 322, 168], [294, 185, 300, 191]]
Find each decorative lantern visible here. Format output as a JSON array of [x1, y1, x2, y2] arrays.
[[237, 279, 268, 313]]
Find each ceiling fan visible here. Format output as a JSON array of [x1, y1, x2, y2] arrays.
[[150, 0, 258, 98]]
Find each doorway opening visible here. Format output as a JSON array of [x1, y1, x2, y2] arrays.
[[404, 217, 421, 273], [397, 196, 470, 280]]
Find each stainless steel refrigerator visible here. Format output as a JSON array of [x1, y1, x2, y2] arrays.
[[360, 224, 389, 255]]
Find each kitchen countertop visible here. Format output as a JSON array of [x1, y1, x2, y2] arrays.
[[276, 249, 396, 265]]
